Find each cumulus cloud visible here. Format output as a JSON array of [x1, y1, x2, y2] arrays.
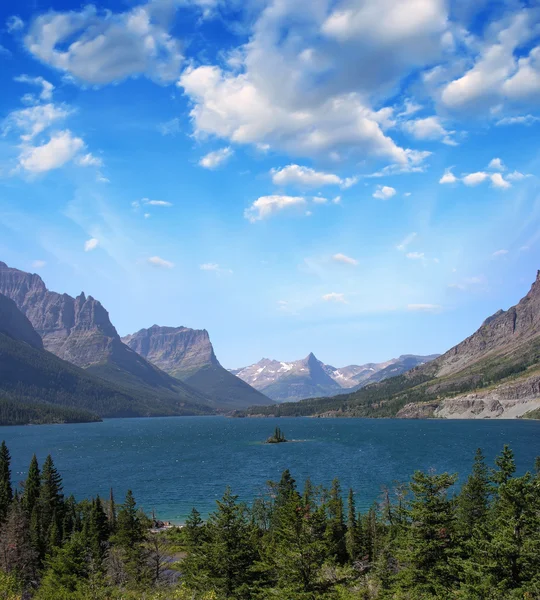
[[373, 185, 396, 199], [490, 172, 511, 189], [439, 168, 457, 184], [396, 232, 417, 251], [147, 256, 174, 269], [407, 303, 442, 313], [84, 238, 99, 252], [14, 74, 54, 101], [402, 116, 456, 145], [244, 195, 306, 223], [332, 253, 358, 266], [19, 130, 85, 173], [199, 147, 233, 169], [440, 10, 540, 113], [496, 115, 540, 126], [271, 164, 357, 189], [25, 3, 183, 85], [322, 292, 346, 303], [462, 171, 489, 186], [487, 157, 505, 171], [3, 103, 72, 141]]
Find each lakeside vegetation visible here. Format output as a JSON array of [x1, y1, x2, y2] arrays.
[[0, 443, 539, 598]]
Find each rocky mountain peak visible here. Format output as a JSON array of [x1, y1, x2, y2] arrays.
[[0, 293, 43, 349]]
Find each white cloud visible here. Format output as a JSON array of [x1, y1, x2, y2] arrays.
[[142, 198, 172, 207], [332, 196, 342, 204], [14, 74, 54, 101], [373, 185, 396, 200], [31, 260, 46, 269], [492, 249, 508, 257], [332, 253, 358, 266], [487, 157, 505, 171], [244, 195, 306, 223], [3, 103, 72, 141], [490, 172, 511, 189], [496, 115, 540, 126], [322, 292, 346, 303], [200, 263, 233, 274], [402, 116, 456, 145], [76, 152, 103, 167], [199, 147, 233, 169], [462, 171, 489, 186], [144, 213, 151, 219], [6, 16, 24, 33], [440, 11, 540, 113], [271, 164, 357, 189], [84, 238, 99, 252], [147, 256, 174, 269], [312, 196, 328, 204], [396, 232, 417, 251], [439, 168, 458, 184], [406, 252, 425, 260], [407, 303, 442, 313], [25, 3, 183, 85], [19, 130, 85, 173], [506, 170, 530, 181], [0, 45, 11, 57]]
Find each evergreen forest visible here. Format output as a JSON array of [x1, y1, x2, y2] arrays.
[[0, 442, 538, 599]]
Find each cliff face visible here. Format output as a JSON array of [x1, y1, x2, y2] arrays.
[[0, 262, 213, 409], [122, 325, 219, 378], [0, 262, 120, 367], [122, 325, 273, 409], [0, 293, 43, 349], [430, 271, 540, 378]]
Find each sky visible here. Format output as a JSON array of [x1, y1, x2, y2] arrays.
[[0, 0, 539, 369]]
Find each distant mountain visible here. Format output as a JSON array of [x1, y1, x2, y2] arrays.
[[0, 262, 213, 414], [232, 353, 439, 403], [122, 325, 273, 409], [244, 271, 540, 420]]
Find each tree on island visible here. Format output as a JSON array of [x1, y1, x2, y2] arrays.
[[266, 427, 288, 444]]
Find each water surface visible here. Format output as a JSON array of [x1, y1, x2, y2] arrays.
[[2, 416, 539, 522]]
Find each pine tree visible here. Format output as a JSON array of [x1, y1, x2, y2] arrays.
[[396, 471, 458, 596], [112, 490, 147, 582], [457, 448, 491, 536], [22, 455, 40, 516], [0, 441, 13, 524], [108, 487, 116, 532], [184, 507, 204, 548], [86, 496, 109, 561], [345, 488, 361, 561], [39, 455, 64, 555], [325, 478, 347, 564], [0, 498, 37, 585], [492, 444, 516, 486]]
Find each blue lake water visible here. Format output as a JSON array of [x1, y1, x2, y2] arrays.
[[1, 416, 539, 522]]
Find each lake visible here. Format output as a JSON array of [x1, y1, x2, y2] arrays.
[[1, 416, 539, 522]]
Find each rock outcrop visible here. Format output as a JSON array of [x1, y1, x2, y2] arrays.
[[0, 262, 212, 410], [122, 325, 272, 409], [0, 293, 43, 349]]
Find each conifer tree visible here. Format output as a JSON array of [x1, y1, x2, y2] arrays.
[[457, 448, 491, 536], [345, 488, 361, 561], [0, 498, 37, 585], [184, 507, 204, 548], [325, 478, 347, 564], [112, 490, 147, 582], [0, 442, 12, 524], [108, 488, 116, 532], [39, 455, 64, 554], [492, 444, 516, 486], [22, 455, 40, 515]]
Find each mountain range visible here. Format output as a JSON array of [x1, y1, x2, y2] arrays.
[[231, 353, 439, 403], [0, 261, 270, 423], [243, 271, 540, 420]]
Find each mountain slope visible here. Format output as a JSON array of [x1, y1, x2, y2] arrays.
[[233, 353, 439, 402], [0, 262, 213, 412], [0, 294, 212, 422], [122, 325, 272, 409], [243, 272, 540, 419], [233, 353, 343, 402]]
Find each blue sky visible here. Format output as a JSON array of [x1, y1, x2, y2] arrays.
[[1, 0, 540, 369]]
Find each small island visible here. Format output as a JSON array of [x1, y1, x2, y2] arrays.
[[265, 427, 288, 444]]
